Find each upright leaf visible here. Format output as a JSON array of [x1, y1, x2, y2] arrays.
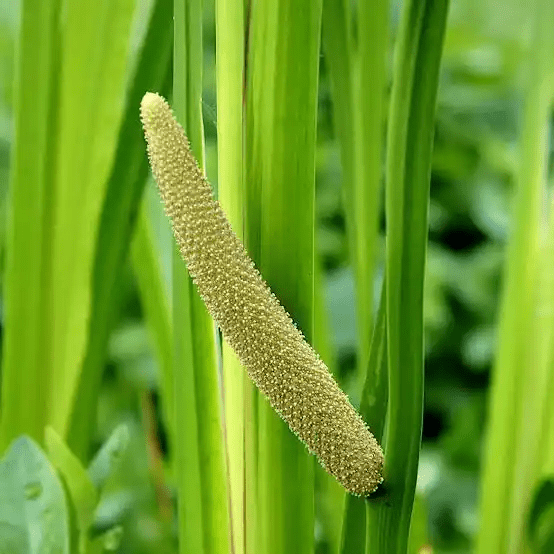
[[245, 2, 323, 553], [215, 0, 248, 552], [49, 0, 136, 434], [340, 284, 387, 554], [368, 1, 449, 551], [1, 0, 59, 449], [172, 1, 230, 552], [45, 427, 97, 553], [476, 1, 554, 551], [66, 0, 173, 460]]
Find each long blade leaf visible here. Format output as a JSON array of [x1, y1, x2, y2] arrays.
[[66, 0, 174, 460], [368, 1, 449, 551], [173, 0, 230, 552]]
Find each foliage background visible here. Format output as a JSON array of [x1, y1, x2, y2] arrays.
[[0, 0, 548, 553]]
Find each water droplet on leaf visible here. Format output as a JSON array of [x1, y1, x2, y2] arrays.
[[24, 481, 42, 500]]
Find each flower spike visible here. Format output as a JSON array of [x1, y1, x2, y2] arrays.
[[140, 92, 384, 495]]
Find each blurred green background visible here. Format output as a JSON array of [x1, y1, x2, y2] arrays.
[[0, 0, 547, 552]]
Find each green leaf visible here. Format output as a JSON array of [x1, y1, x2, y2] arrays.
[[101, 526, 124, 551], [476, 1, 554, 551], [340, 283, 387, 554], [369, 0, 450, 552], [313, 257, 344, 554], [87, 425, 130, 491], [408, 494, 430, 554], [1, 0, 59, 450], [359, 281, 388, 445], [351, 0, 388, 394], [215, 1, 247, 551], [322, 0, 387, 395], [45, 427, 97, 549], [173, 1, 230, 552], [528, 478, 554, 553], [245, 2, 322, 552], [131, 195, 173, 446], [339, 498, 366, 554], [66, 0, 173, 461], [48, 0, 136, 436], [0, 436, 70, 554]]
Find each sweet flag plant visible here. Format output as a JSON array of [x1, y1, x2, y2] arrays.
[[140, 91, 384, 496]]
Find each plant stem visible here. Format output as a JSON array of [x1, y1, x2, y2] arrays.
[[367, 1, 449, 551], [352, 0, 388, 394]]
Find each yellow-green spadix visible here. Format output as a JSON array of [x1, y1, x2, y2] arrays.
[[140, 92, 384, 496]]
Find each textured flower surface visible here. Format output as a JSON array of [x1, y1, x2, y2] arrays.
[[140, 92, 384, 495]]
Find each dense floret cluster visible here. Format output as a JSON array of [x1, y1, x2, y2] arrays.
[[140, 92, 383, 495]]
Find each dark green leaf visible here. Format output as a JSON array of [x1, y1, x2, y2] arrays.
[[528, 478, 554, 553]]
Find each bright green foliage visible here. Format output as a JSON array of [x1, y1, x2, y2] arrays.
[[0, 427, 129, 554], [245, 2, 323, 553], [340, 284, 388, 554], [1, 0, 60, 450], [172, 1, 230, 553], [7, 0, 553, 552], [66, 0, 173, 461], [322, 0, 387, 396], [0, 437, 70, 554], [87, 425, 130, 491], [1, 0, 136, 448], [312, 260, 344, 554], [476, 1, 554, 552], [370, 1, 449, 552], [45, 427, 97, 554], [322, 1, 390, 540], [49, 0, 135, 435], [214, 1, 248, 552]]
